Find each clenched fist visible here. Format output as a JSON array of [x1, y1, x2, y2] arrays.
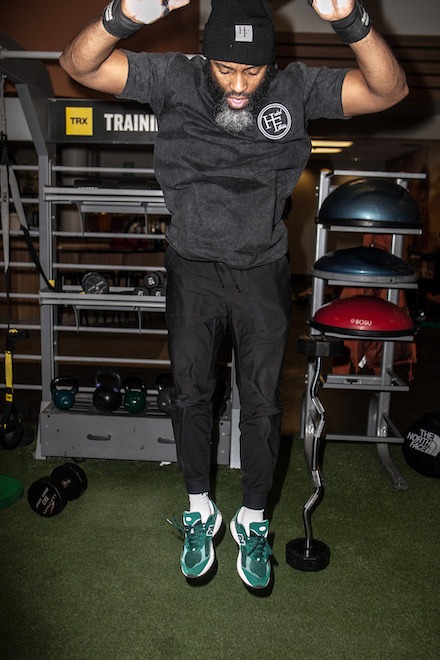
[[121, 0, 191, 25], [307, 0, 355, 22]]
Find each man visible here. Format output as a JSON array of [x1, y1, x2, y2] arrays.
[[60, 0, 408, 590]]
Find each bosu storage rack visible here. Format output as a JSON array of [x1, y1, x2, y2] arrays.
[[302, 169, 426, 490]]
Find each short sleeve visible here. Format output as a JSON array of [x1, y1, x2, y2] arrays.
[[117, 51, 177, 110], [292, 62, 349, 121]]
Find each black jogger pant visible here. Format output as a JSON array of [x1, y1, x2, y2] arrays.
[[164, 246, 292, 509]]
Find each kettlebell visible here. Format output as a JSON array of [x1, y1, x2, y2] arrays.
[[51, 377, 79, 410], [156, 373, 174, 415], [123, 376, 147, 414], [93, 370, 122, 412]]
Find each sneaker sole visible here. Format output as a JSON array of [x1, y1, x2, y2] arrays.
[[183, 510, 223, 579], [230, 518, 270, 590]]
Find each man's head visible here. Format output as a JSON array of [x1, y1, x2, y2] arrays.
[[203, 0, 276, 132], [203, 0, 275, 66]]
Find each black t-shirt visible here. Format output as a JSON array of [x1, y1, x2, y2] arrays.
[[119, 52, 348, 268]]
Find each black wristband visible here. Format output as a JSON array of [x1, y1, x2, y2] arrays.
[[331, 1, 371, 44], [102, 0, 143, 39]]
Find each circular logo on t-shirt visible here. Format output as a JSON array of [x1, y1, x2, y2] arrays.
[[257, 103, 292, 140]]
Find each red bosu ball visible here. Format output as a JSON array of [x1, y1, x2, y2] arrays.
[[310, 295, 415, 337]]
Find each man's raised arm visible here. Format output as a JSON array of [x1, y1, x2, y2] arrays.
[[59, 0, 190, 95], [309, 0, 409, 117]]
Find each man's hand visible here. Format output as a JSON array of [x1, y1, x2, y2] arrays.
[[122, 0, 190, 25], [307, 0, 355, 22]]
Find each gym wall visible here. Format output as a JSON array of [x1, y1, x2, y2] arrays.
[[1, 0, 200, 98]]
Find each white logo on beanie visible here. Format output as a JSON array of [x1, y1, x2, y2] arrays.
[[235, 25, 253, 42]]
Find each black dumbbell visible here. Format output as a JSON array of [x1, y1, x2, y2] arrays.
[[28, 463, 88, 517], [131, 286, 150, 297], [143, 271, 165, 289], [81, 272, 109, 294], [149, 286, 166, 297]]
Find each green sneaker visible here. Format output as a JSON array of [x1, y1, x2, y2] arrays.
[[170, 502, 223, 579], [230, 511, 272, 589]]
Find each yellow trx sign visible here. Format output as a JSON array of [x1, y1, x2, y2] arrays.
[[65, 107, 93, 136]]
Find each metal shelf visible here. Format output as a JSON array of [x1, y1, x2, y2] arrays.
[[44, 185, 165, 202], [40, 288, 166, 311], [315, 223, 422, 235], [323, 369, 410, 392]]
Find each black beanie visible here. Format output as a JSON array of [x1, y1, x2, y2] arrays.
[[203, 0, 275, 66]]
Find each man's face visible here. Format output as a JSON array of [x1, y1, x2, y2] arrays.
[[209, 60, 268, 110], [206, 60, 271, 134]]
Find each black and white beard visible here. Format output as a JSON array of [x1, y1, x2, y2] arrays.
[[204, 62, 275, 134]]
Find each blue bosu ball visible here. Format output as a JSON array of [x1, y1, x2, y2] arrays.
[[318, 178, 421, 228], [312, 245, 416, 283]]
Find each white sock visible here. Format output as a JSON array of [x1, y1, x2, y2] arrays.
[[237, 506, 264, 536], [188, 492, 212, 523]]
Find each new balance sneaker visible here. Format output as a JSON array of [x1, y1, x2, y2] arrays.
[[171, 502, 223, 579], [230, 511, 272, 589]]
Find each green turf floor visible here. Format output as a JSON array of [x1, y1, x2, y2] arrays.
[[1, 435, 440, 660]]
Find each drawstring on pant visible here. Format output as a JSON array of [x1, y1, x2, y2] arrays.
[[214, 262, 241, 293], [228, 267, 241, 293], [214, 263, 225, 288]]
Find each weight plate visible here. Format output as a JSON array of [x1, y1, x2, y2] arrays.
[[286, 538, 331, 572], [0, 474, 24, 510]]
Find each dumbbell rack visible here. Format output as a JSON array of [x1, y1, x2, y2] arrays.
[[302, 169, 425, 490]]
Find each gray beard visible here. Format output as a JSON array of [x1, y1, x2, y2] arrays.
[[214, 100, 253, 134], [205, 61, 276, 135]]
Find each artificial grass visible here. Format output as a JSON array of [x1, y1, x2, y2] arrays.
[[1, 436, 440, 660]]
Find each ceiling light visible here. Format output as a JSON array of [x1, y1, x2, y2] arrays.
[[311, 140, 353, 148], [311, 147, 343, 154]]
